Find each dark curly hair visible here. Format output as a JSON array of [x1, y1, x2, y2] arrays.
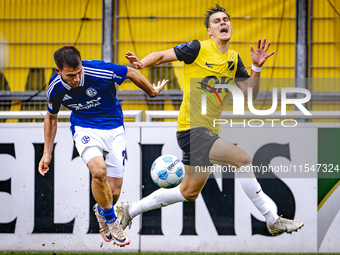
[[204, 3, 230, 28], [54, 46, 82, 70]]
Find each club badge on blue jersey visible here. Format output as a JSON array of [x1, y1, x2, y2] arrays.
[[86, 88, 97, 97]]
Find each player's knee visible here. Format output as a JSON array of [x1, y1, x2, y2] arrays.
[[235, 153, 252, 169], [181, 190, 200, 201], [90, 162, 107, 181], [184, 194, 199, 201]]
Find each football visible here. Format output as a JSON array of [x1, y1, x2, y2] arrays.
[[150, 154, 185, 188]]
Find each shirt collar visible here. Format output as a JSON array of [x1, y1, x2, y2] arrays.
[[59, 68, 85, 90]]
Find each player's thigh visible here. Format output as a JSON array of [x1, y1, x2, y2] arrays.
[[177, 127, 219, 167], [73, 126, 106, 158], [180, 164, 210, 200], [209, 138, 251, 168]]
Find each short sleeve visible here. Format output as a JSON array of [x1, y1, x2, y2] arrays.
[[103, 62, 128, 85], [174, 40, 201, 65], [235, 54, 250, 82], [47, 88, 61, 114]]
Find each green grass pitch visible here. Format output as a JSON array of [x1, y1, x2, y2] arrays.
[[0, 253, 335, 255]]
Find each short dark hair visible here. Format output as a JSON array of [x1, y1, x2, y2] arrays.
[[54, 46, 82, 70], [204, 3, 230, 28]]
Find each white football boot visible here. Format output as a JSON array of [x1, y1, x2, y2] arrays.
[[116, 202, 133, 230], [93, 204, 112, 242], [107, 219, 130, 247], [267, 216, 304, 235]]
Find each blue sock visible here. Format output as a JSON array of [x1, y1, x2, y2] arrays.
[[97, 204, 103, 215], [101, 206, 117, 224]]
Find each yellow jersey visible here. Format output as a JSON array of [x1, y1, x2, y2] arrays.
[[174, 39, 249, 134]]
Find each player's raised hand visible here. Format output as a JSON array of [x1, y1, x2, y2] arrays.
[[38, 154, 51, 176], [125, 51, 143, 69], [152, 79, 169, 96], [250, 38, 275, 67]]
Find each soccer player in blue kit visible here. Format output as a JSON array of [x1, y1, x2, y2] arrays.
[[38, 46, 168, 247]]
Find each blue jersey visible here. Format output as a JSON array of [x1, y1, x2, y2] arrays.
[[47, 60, 128, 132]]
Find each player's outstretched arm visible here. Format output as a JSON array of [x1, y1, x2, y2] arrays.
[[126, 67, 168, 98], [38, 112, 58, 176], [125, 48, 178, 69], [237, 38, 275, 100]]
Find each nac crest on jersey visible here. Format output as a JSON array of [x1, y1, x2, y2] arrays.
[[86, 88, 97, 97]]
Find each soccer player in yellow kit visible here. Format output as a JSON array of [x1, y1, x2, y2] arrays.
[[117, 4, 304, 235]]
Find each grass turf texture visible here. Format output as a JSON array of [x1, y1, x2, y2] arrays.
[[0, 253, 336, 255]]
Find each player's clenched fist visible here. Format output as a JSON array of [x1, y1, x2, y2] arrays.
[[38, 154, 51, 176]]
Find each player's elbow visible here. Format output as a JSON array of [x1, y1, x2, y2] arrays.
[[148, 89, 158, 98], [46, 111, 58, 119], [45, 112, 58, 125]]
